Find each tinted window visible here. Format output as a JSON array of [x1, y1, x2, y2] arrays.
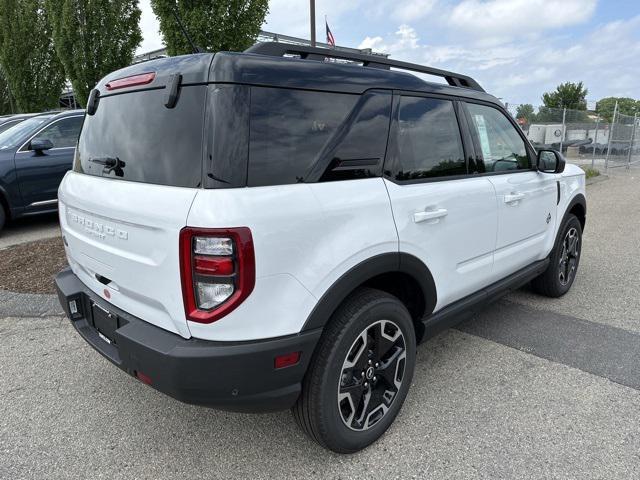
[[391, 96, 466, 181], [33, 116, 84, 149], [467, 103, 530, 172], [0, 119, 22, 134], [76, 86, 206, 188], [248, 87, 357, 186], [0, 115, 53, 150], [319, 91, 392, 182]]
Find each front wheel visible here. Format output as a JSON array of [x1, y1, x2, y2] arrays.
[[292, 288, 416, 453], [532, 213, 582, 297]]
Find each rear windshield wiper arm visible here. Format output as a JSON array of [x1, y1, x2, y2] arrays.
[[89, 156, 125, 168], [89, 156, 126, 177]]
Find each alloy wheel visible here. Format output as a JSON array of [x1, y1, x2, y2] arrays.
[[337, 319, 407, 431], [558, 227, 580, 286]]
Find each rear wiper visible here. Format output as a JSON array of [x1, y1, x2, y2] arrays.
[[89, 156, 126, 177], [89, 156, 122, 167]]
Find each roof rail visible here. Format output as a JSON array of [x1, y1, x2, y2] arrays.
[[245, 42, 484, 92]]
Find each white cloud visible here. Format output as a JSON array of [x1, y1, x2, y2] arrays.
[[450, 0, 597, 34], [358, 36, 388, 51], [393, 0, 437, 22]]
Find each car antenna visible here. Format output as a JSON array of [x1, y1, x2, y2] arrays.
[[172, 8, 201, 54]]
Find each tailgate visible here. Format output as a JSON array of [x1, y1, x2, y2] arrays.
[[59, 172, 197, 338]]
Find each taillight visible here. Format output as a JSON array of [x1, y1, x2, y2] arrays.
[[179, 227, 255, 324], [105, 72, 156, 91]]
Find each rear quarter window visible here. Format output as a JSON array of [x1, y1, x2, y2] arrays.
[[247, 87, 358, 187]]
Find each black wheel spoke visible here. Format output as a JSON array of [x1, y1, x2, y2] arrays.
[[377, 346, 404, 390]]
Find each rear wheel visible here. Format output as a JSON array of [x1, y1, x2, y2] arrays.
[[293, 288, 416, 453], [532, 214, 582, 297]]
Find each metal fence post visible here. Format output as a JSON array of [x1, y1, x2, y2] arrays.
[[627, 113, 637, 170], [559, 107, 566, 153], [592, 115, 600, 169], [605, 101, 618, 172]]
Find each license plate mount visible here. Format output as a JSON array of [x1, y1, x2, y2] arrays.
[[91, 303, 119, 344]]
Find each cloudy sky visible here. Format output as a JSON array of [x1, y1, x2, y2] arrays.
[[138, 0, 640, 107]]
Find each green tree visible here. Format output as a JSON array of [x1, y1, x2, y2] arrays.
[[0, 0, 66, 112], [515, 104, 536, 123], [0, 67, 14, 115], [47, 0, 142, 107], [595, 97, 639, 123], [542, 81, 588, 110], [151, 0, 269, 56]]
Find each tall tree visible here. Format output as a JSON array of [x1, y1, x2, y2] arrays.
[[515, 104, 536, 123], [541, 81, 588, 110], [151, 0, 269, 56], [0, 67, 14, 115], [595, 97, 639, 123], [0, 0, 66, 112], [47, 0, 142, 107]]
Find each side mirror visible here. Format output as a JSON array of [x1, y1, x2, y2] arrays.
[[30, 138, 54, 154], [537, 149, 565, 174]]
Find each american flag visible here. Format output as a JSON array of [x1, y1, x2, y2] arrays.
[[326, 18, 335, 47]]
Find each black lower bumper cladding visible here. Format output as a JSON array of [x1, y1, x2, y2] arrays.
[[55, 267, 321, 412]]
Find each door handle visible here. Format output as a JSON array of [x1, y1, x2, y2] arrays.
[[504, 192, 525, 204], [413, 208, 448, 223]]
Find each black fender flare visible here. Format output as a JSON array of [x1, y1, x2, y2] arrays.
[[563, 193, 586, 231], [301, 252, 437, 331]]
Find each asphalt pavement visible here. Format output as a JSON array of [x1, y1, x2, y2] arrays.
[[0, 213, 60, 250], [1, 171, 640, 479]]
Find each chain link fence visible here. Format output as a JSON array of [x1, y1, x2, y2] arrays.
[[505, 103, 640, 172]]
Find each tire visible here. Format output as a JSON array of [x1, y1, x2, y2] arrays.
[[532, 214, 582, 297], [292, 287, 416, 453], [0, 205, 5, 234]]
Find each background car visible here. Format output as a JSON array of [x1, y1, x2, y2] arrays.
[[0, 113, 41, 135], [0, 109, 85, 232]]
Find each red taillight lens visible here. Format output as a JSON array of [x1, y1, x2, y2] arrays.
[[179, 227, 255, 324], [105, 72, 156, 91], [194, 256, 234, 275]]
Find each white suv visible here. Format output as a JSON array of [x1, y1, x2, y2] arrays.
[[55, 43, 586, 453]]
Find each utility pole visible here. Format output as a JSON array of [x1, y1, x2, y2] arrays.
[[310, 0, 316, 46]]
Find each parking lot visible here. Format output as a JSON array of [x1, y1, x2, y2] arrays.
[[1, 171, 640, 479]]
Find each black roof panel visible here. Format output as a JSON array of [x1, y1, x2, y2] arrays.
[[209, 51, 499, 104]]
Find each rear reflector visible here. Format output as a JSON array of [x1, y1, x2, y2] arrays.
[[106, 72, 156, 91], [135, 371, 153, 385], [275, 352, 301, 369]]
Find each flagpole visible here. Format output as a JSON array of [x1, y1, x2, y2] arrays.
[[310, 0, 316, 46]]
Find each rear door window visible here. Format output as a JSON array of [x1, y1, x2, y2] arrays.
[[389, 96, 466, 181], [248, 87, 358, 186]]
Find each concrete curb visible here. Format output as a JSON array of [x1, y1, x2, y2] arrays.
[[0, 289, 63, 318]]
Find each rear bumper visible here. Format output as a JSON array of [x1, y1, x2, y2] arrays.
[[55, 267, 321, 412]]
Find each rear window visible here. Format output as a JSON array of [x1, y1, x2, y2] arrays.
[[247, 87, 358, 187], [75, 86, 206, 188]]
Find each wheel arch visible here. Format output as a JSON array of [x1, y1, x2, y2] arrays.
[[301, 252, 437, 342], [565, 193, 586, 231]]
